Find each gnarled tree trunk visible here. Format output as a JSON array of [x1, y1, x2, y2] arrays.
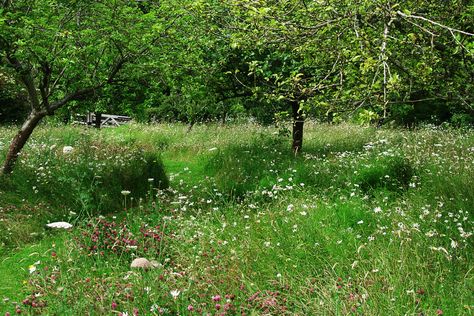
[[1, 111, 45, 175], [291, 100, 304, 154]]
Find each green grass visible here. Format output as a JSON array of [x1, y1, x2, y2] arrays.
[[0, 122, 472, 315], [0, 233, 69, 305]]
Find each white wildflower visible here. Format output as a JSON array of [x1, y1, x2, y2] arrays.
[[170, 289, 180, 299], [28, 265, 37, 274], [450, 239, 458, 249]]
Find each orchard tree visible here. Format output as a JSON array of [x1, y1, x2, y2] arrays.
[[208, 0, 474, 152], [0, 0, 180, 174]]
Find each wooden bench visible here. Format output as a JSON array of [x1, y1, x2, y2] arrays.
[[74, 113, 132, 128]]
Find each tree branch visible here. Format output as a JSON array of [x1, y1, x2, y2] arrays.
[[396, 11, 474, 37], [39, 61, 52, 110], [6, 54, 42, 112], [48, 65, 67, 98], [47, 85, 103, 113], [47, 52, 129, 113]]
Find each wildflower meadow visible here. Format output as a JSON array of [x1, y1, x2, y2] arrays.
[[0, 122, 472, 315], [2, 1, 473, 314]]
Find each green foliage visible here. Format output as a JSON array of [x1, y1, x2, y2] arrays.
[[206, 134, 290, 198], [0, 0, 184, 126], [356, 109, 380, 125], [1, 0, 473, 181], [1, 129, 168, 215], [206, 124, 411, 199], [1, 0, 474, 311], [198, 0, 474, 125], [355, 155, 414, 192], [1, 0, 473, 130], [450, 113, 474, 128]]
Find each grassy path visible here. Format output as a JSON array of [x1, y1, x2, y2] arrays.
[[161, 147, 213, 188], [0, 236, 63, 312]]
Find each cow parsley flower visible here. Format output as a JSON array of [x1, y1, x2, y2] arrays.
[[170, 289, 180, 299]]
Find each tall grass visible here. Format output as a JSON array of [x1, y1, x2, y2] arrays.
[[0, 125, 168, 250], [0, 122, 472, 315]]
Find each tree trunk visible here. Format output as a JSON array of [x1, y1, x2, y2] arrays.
[[95, 112, 102, 129], [1, 111, 45, 175], [221, 111, 227, 125], [291, 100, 304, 154], [187, 120, 195, 133]]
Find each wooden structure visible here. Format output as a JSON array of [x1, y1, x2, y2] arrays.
[[75, 113, 132, 128]]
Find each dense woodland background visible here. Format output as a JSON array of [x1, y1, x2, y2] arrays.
[[1, 0, 473, 128]]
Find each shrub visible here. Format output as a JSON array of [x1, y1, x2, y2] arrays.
[[450, 113, 474, 128]]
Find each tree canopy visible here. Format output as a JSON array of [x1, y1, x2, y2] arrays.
[[204, 0, 474, 121]]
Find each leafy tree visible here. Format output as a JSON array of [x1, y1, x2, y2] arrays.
[[206, 0, 473, 151], [1, 0, 472, 170], [0, 0, 179, 174], [141, 2, 254, 127]]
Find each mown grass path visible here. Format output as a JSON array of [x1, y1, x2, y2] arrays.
[[0, 236, 65, 311]]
